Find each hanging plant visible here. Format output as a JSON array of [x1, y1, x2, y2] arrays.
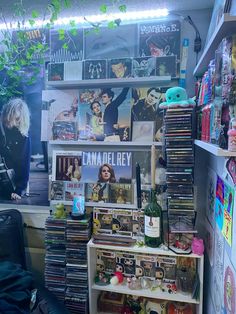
[[0, 0, 127, 101]]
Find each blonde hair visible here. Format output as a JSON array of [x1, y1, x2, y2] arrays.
[[2, 98, 30, 136]]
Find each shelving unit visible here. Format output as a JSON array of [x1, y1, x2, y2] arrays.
[[47, 76, 171, 88], [51, 200, 137, 209], [193, 13, 236, 76], [194, 140, 236, 157], [49, 140, 163, 147], [87, 240, 204, 314]]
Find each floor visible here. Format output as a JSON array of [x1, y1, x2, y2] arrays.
[[0, 161, 49, 206]]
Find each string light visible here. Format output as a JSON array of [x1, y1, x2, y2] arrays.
[[0, 8, 169, 30]]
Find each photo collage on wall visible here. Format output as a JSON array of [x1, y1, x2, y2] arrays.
[[42, 85, 168, 143], [50, 150, 134, 205], [47, 20, 181, 81], [1, 19, 180, 207]]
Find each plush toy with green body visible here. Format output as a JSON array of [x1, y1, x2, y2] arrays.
[[159, 86, 195, 109]]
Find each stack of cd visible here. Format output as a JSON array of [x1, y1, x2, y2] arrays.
[[164, 108, 197, 253], [65, 216, 92, 314], [44, 217, 66, 301]]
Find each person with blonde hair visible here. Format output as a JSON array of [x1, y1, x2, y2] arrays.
[[0, 98, 31, 200]]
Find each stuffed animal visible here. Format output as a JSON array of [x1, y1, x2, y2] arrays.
[[159, 87, 195, 109], [53, 203, 66, 219]]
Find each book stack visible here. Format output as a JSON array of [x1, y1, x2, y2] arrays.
[[44, 217, 66, 301], [65, 216, 92, 314], [164, 108, 196, 254]]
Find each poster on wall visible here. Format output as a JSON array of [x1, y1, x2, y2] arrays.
[[78, 87, 132, 141], [138, 20, 181, 65], [215, 175, 234, 246], [131, 86, 166, 142], [206, 167, 217, 227], [50, 28, 83, 62], [0, 67, 49, 206], [212, 224, 225, 314], [84, 24, 138, 59], [12, 28, 50, 61], [205, 218, 214, 266], [42, 89, 79, 141], [52, 150, 82, 182], [83, 59, 107, 80], [223, 251, 236, 314], [81, 151, 132, 183]]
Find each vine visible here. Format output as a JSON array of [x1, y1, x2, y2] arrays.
[[0, 0, 126, 100]]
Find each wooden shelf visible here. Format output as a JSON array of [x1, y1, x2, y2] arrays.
[[49, 140, 163, 147], [193, 14, 236, 76], [194, 140, 236, 157], [92, 283, 199, 304], [46, 76, 171, 88], [88, 239, 203, 259]]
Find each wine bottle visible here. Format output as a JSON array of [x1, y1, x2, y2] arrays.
[[144, 189, 162, 247]]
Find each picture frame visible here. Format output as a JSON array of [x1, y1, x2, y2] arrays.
[[132, 121, 155, 142], [52, 150, 82, 182]]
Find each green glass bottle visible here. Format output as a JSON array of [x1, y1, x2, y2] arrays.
[[144, 189, 162, 247]]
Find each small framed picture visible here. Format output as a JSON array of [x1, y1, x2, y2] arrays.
[[132, 121, 154, 142], [156, 55, 177, 78], [108, 58, 132, 78], [48, 63, 64, 81], [83, 59, 107, 80]]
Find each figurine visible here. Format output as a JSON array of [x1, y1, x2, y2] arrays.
[[228, 117, 236, 151], [53, 203, 67, 219], [94, 271, 110, 285], [191, 237, 204, 255], [110, 271, 124, 285], [159, 87, 195, 109], [145, 299, 167, 314]]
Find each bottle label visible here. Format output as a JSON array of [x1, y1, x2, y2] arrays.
[[145, 216, 160, 237]]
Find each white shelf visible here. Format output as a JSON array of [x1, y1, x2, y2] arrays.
[[49, 140, 163, 147], [194, 14, 236, 76], [88, 239, 203, 259], [47, 76, 171, 88], [194, 140, 236, 157], [51, 200, 136, 209], [92, 283, 199, 304]]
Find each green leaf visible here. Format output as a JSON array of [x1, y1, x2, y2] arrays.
[[63, 0, 71, 8], [58, 29, 65, 40], [31, 10, 39, 18], [69, 20, 76, 28], [100, 4, 107, 13], [62, 43, 68, 49], [70, 28, 77, 36], [29, 19, 35, 26], [119, 4, 126, 12], [107, 21, 117, 29], [93, 27, 100, 34]]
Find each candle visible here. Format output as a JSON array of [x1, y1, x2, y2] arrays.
[[136, 163, 141, 209], [151, 144, 156, 189]]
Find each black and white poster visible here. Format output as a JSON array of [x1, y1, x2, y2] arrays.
[[50, 28, 83, 62], [83, 59, 107, 80], [84, 24, 138, 59], [132, 57, 156, 77], [139, 20, 181, 61]]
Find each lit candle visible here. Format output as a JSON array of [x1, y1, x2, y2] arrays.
[[151, 144, 156, 189]]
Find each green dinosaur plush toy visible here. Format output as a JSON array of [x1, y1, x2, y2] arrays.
[[159, 86, 195, 109]]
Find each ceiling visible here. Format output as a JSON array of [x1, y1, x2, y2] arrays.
[[1, 0, 215, 21]]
